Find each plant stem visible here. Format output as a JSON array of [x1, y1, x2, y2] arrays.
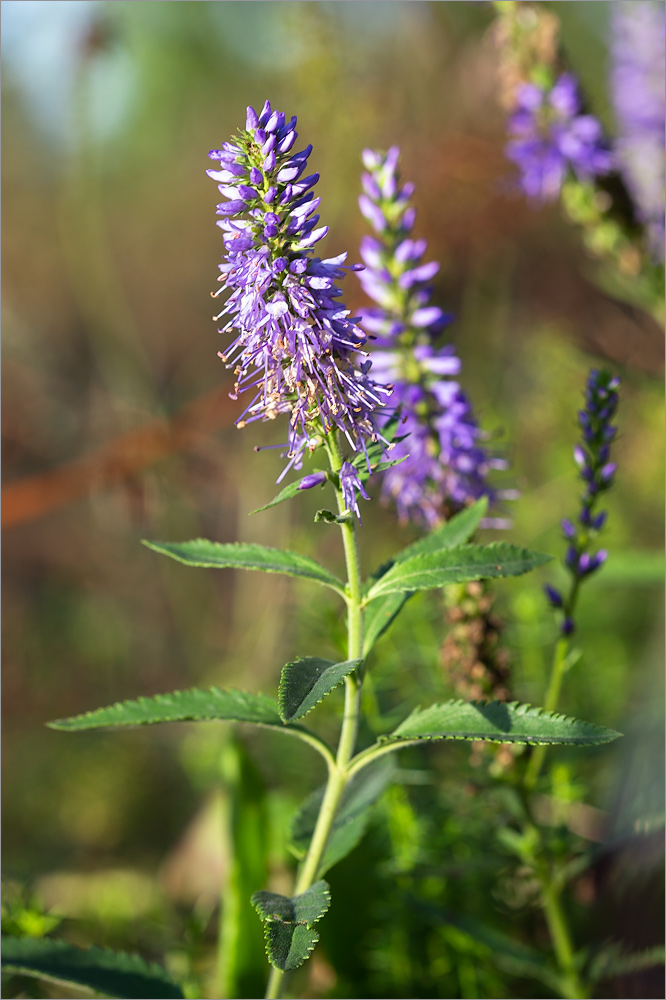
[[542, 882, 587, 999], [524, 636, 570, 790], [263, 434, 365, 1000]]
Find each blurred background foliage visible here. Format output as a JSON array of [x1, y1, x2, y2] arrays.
[[2, 2, 663, 998]]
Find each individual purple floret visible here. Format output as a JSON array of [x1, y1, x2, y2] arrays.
[[610, 2, 665, 262], [208, 101, 392, 515], [357, 147, 504, 527], [339, 462, 371, 524], [506, 73, 613, 201], [545, 369, 620, 635]]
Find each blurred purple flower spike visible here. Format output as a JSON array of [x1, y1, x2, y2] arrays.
[[356, 146, 504, 526], [506, 73, 613, 201]]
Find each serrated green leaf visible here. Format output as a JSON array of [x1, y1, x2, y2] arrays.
[[252, 881, 331, 927], [394, 497, 489, 563], [0, 936, 183, 999], [249, 472, 328, 514], [142, 539, 344, 595], [365, 542, 551, 601], [251, 882, 331, 971], [278, 657, 361, 723], [263, 922, 319, 972], [381, 700, 622, 746], [588, 943, 666, 982], [291, 759, 394, 875], [363, 592, 413, 656], [47, 687, 284, 732]]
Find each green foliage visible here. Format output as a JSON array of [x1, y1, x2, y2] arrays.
[[291, 760, 394, 876], [216, 738, 271, 1000], [362, 500, 489, 655], [390, 497, 489, 563], [251, 881, 331, 971], [587, 943, 666, 982], [365, 542, 552, 601], [314, 508, 351, 524], [381, 700, 622, 747], [249, 471, 329, 514], [47, 687, 283, 731], [0, 936, 183, 999], [278, 657, 362, 723], [363, 592, 413, 656], [142, 539, 345, 595]]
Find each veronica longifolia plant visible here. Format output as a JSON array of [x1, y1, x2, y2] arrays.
[[46, 103, 621, 1000]]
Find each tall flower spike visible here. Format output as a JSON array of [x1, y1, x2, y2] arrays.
[[357, 147, 504, 527], [208, 101, 391, 504], [506, 73, 613, 201], [610, 2, 665, 262], [544, 369, 620, 635]]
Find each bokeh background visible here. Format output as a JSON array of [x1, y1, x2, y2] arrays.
[[2, 2, 664, 999]]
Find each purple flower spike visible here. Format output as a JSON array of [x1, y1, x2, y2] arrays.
[[208, 102, 391, 512], [506, 72, 612, 201], [546, 369, 620, 633], [356, 146, 504, 526]]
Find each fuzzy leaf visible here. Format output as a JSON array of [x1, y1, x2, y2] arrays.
[[291, 759, 394, 874], [251, 881, 331, 971], [278, 657, 361, 723], [381, 700, 622, 746], [0, 936, 183, 999], [263, 923, 319, 972], [249, 472, 328, 514], [47, 687, 284, 732], [142, 539, 344, 594], [363, 592, 413, 656], [365, 542, 551, 601]]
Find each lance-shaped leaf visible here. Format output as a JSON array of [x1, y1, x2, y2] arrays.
[[278, 657, 362, 723], [251, 881, 331, 971], [0, 936, 183, 999], [365, 542, 551, 601], [393, 497, 489, 563], [363, 592, 413, 656], [249, 472, 328, 514], [48, 688, 284, 732], [379, 700, 622, 747], [291, 759, 394, 875], [142, 539, 345, 595]]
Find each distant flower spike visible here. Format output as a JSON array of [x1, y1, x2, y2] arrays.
[[357, 146, 504, 527], [610, 2, 665, 261], [506, 73, 613, 201], [208, 101, 391, 507], [545, 368, 620, 635]]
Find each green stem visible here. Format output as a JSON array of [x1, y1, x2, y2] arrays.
[[524, 636, 570, 789], [542, 883, 587, 999], [264, 433, 365, 1000]]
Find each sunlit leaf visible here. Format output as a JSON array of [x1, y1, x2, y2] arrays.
[[380, 700, 622, 747], [365, 543, 551, 601], [142, 539, 345, 594]]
